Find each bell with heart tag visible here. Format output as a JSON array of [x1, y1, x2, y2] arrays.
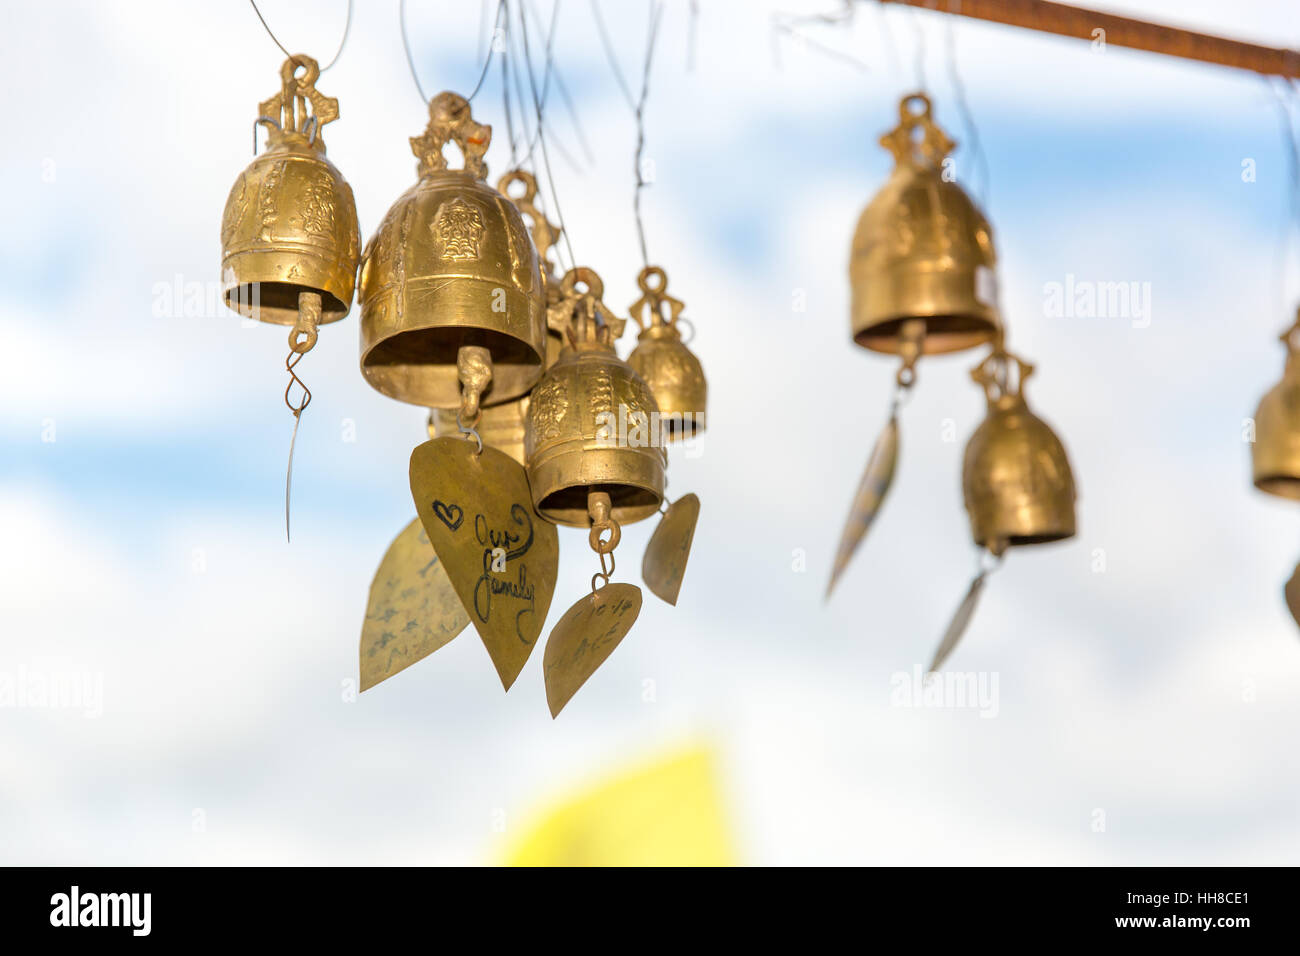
[[359, 516, 469, 692], [928, 339, 1078, 672], [409, 428, 558, 691], [626, 266, 707, 440], [525, 267, 666, 527], [359, 92, 547, 410], [543, 491, 643, 717]]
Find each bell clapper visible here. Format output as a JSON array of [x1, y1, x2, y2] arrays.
[[455, 345, 494, 454], [587, 490, 622, 594], [282, 290, 322, 543]]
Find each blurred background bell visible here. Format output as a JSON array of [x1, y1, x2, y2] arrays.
[[358, 92, 546, 407], [526, 268, 666, 527], [1251, 310, 1300, 500], [221, 55, 360, 325], [850, 92, 999, 356], [429, 398, 528, 466], [963, 346, 1076, 553], [626, 266, 706, 440]]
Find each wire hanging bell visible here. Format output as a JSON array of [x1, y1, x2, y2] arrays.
[[962, 343, 1077, 554], [626, 266, 707, 439], [525, 268, 666, 527], [221, 54, 360, 325], [1251, 308, 1300, 500], [850, 92, 999, 356], [358, 91, 547, 408]]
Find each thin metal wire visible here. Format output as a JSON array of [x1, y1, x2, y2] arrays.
[[944, 4, 991, 206], [632, 2, 665, 268], [248, 0, 353, 71], [469, 1, 507, 101], [400, 0, 429, 103], [518, 0, 578, 268], [283, 348, 312, 543], [521, 0, 595, 166], [590, 0, 637, 111]]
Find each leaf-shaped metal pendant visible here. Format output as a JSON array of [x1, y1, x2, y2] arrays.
[[928, 571, 987, 673], [543, 583, 642, 717], [410, 438, 559, 690], [359, 518, 470, 692], [642, 493, 700, 606], [826, 414, 899, 600], [1285, 561, 1300, 630]]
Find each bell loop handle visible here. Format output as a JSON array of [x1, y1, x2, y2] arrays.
[[1279, 307, 1300, 373], [972, 343, 1034, 406], [498, 169, 561, 270], [412, 91, 491, 181], [879, 90, 956, 170], [556, 267, 628, 346], [629, 265, 687, 334], [258, 55, 338, 148]]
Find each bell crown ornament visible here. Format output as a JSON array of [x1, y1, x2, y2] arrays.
[[962, 342, 1077, 554], [358, 91, 547, 408], [850, 92, 1000, 356], [525, 268, 666, 527], [626, 266, 707, 439], [221, 54, 361, 325], [1252, 308, 1300, 500]]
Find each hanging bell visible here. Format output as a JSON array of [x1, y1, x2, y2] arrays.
[[525, 268, 666, 527], [962, 344, 1077, 554], [1251, 308, 1300, 500], [358, 92, 547, 408], [498, 168, 567, 368], [626, 266, 707, 439], [850, 92, 999, 355], [221, 54, 360, 325]]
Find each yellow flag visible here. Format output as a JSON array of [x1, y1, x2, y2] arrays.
[[503, 745, 736, 866]]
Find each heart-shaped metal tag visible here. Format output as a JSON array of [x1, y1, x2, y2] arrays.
[[642, 493, 700, 606], [543, 583, 642, 717], [410, 437, 558, 690], [359, 517, 469, 691]]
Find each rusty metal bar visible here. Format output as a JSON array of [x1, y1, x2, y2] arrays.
[[882, 0, 1300, 78]]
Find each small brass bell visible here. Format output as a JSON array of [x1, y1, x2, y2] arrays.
[[962, 345, 1077, 554], [497, 168, 566, 368], [221, 55, 360, 325], [626, 266, 707, 439], [525, 268, 666, 527], [359, 92, 547, 408], [850, 92, 999, 356], [928, 340, 1077, 672], [1251, 308, 1300, 500]]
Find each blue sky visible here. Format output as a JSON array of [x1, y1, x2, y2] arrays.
[[3, 0, 1300, 864]]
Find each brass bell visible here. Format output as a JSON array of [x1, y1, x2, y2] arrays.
[[626, 266, 707, 439], [1251, 309, 1300, 500], [428, 397, 529, 466], [497, 168, 567, 368], [221, 55, 360, 325], [525, 268, 666, 527], [359, 92, 547, 408], [850, 92, 999, 355], [962, 344, 1077, 553]]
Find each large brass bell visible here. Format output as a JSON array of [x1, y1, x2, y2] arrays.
[[359, 91, 547, 408], [221, 54, 360, 325], [962, 344, 1077, 553], [850, 92, 999, 355], [1251, 308, 1300, 500], [626, 266, 707, 439], [525, 268, 666, 527]]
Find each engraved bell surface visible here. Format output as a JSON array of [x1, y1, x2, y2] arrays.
[[962, 348, 1077, 553], [359, 92, 546, 408], [626, 266, 706, 439], [850, 92, 999, 355], [221, 55, 360, 325], [525, 269, 666, 527]]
